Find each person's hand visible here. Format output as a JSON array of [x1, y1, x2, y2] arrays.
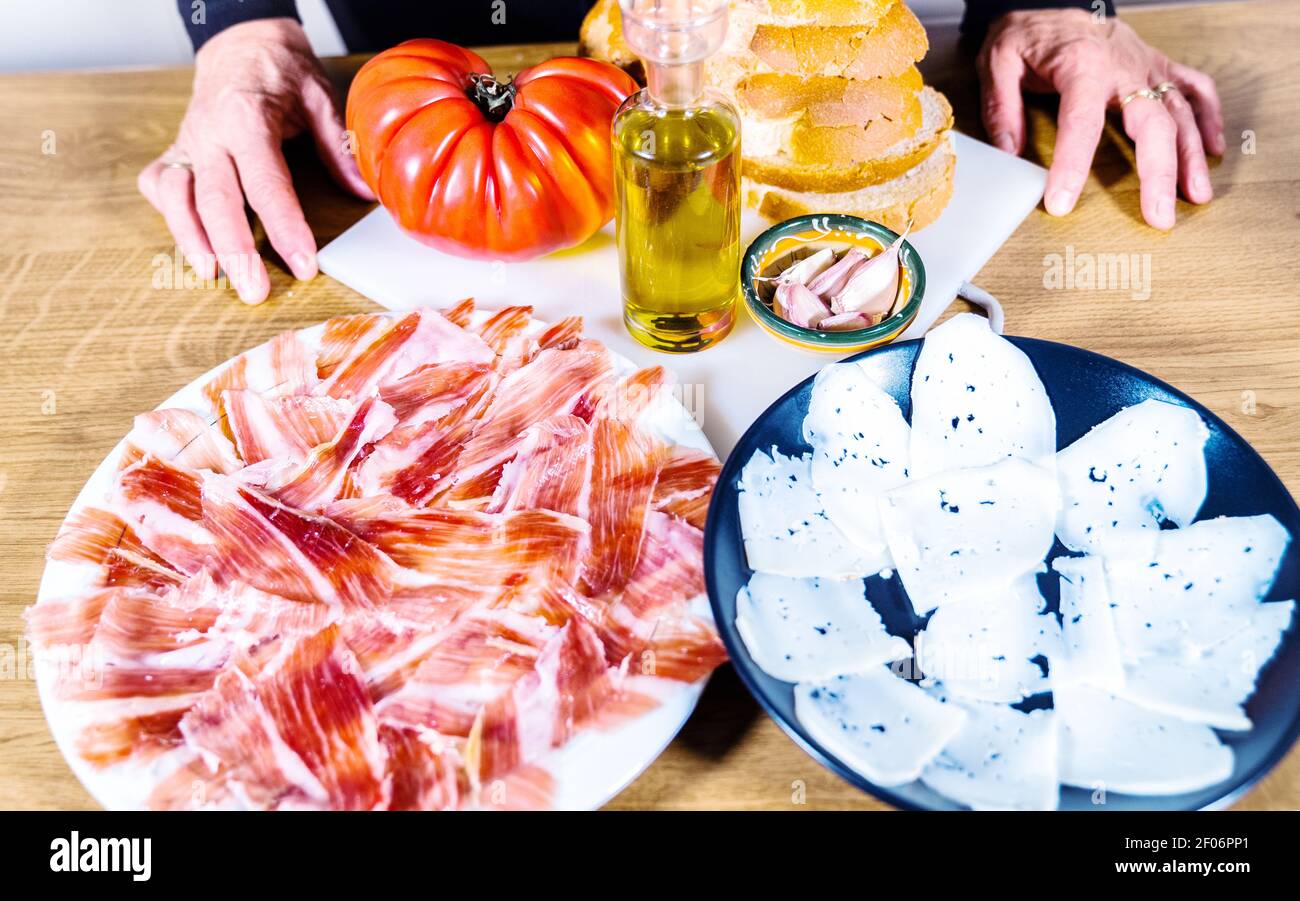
[[977, 9, 1224, 230], [138, 18, 374, 303]]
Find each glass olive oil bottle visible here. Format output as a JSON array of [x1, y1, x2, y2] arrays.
[[613, 0, 741, 353]]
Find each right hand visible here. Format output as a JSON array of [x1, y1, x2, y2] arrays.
[[138, 17, 374, 304]]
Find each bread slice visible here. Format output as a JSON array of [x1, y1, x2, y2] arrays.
[[741, 87, 923, 167], [747, 1, 928, 80], [577, 0, 900, 77], [581, 0, 926, 85], [736, 0, 898, 28], [735, 66, 922, 125], [743, 134, 956, 232], [744, 85, 952, 192], [578, 0, 643, 81]]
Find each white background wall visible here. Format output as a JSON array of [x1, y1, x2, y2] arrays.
[[0, 0, 1191, 73]]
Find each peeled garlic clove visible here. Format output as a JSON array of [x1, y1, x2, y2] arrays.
[[778, 282, 832, 329], [779, 247, 837, 286], [818, 311, 871, 331], [806, 249, 867, 298]]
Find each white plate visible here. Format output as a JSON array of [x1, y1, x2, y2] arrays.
[[34, 309, 716, 811]]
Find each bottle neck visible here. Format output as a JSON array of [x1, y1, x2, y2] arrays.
[[646, 60, 705, 108]]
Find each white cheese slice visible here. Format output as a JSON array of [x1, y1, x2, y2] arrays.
[[795, 667, 967, 787], [803, 361, 911, 566], [1113, 600, 1295, 731], [1105, 514, 1290, 660], [877, 457, 1060, 614], [737, 447, 882, 578], [1054, 681, 1234, 796], [1052, 555, 1126, 692], [915, 574, 1059, 702], [1055, 398, 1209, 554], [921, 701, 1060, 811], [735, 573, 912, 683], [908, 313, 1057, 479]]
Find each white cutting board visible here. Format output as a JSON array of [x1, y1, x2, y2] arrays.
[[319, 132, 1045, 456]]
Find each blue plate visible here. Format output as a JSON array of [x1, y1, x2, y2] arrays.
[[704, 336, 1300, 810]]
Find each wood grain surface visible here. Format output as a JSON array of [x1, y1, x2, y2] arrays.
[[0, 1, 1296, 810]]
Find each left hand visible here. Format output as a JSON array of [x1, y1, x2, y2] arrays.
[[977, 9, 1224, 230]]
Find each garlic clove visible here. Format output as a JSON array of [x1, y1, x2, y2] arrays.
[[827, 256, 873, 314], [777, 282, 832, 329], [779, 247, 837, 286], [775, 281, 793, 318], [830, 228, 909, 317], [806, 249, 867, 298], [831, 257, 899, 317], [818, 311, 872, 331]]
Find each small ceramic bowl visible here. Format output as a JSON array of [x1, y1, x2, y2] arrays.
[[741, 214, 925, 353]]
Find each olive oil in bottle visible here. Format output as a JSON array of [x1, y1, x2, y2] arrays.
[[612, 0, 741, 353]]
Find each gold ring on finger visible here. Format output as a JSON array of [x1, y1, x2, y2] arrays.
[[1120, 88, 1163, 109]]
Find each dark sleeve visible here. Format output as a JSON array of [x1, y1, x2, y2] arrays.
[[176, 0, 301, 51], [961, 0, 1117, 43]]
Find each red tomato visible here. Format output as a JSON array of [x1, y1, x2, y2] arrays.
[[346, 40, 638, 261]]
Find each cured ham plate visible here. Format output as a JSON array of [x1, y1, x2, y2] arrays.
[[704, 333, 1300, 810], [32, 304, 725, 810]]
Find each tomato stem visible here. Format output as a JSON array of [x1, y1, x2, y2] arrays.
[[468, 73, 516, 121]]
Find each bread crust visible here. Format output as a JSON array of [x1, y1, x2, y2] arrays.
[[743, 138, 956, 232], [743, 134, 935, 192]]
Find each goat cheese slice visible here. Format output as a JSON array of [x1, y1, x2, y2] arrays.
[[736, 573, 911, 683], [795, 667, 967, 787], [908, 313, 1057, 479], [878, 457, 1059, 614], [1052, 555, 1126, 692], [1055, 681, 1234, 796], [921, 701, 1060, 811], [803, 361, 911, 565], [1105, 514, 1290, 660], [1113, 600, 1295, 731], [1055, 398, 1209, 554], [737, 447, 883, 578], [915, 574, 1059, 702]]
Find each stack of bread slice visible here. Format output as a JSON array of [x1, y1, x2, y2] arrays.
[[580, 0, 955, 231]]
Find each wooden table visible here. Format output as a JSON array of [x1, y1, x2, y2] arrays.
[[1, 0, 1296, 810]]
